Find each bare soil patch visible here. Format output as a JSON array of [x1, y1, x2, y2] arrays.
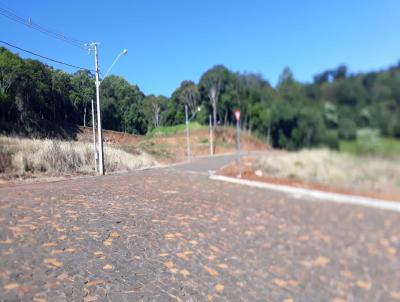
[[141, 127, 269, 164], [77, 126, 143, 145]]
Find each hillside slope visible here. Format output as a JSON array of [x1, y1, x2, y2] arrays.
[[78, 124, 269, 164]]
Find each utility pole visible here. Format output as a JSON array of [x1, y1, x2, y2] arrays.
[[212, 91, 217, 156], [209, 114, 213, 156], [86, 43, 127, 175], [91, 99, 98, 172], [92, 43, 105, 175], [185, 104, 191, 162]]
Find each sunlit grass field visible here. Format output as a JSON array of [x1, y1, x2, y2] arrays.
[[147, 122, 207, 137], [340, 137, 400, 157]]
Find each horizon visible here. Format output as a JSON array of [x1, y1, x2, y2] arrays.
[[1, 0, 400, 96]]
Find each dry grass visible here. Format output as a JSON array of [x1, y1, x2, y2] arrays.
[[256, 149, 400, 192], [0, 136, 157, 176]]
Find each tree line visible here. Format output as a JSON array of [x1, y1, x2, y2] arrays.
[[1, 46, 399, 149]]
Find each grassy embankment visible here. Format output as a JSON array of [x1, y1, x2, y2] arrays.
[[147, 122, 207, 137], [0, 136, 156, 178], [135, 122, 267, 162], [256, 148, 400, 195]]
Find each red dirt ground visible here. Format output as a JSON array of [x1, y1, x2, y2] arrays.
[[136, 128, 270, 164], [77, 127, 143, 145]]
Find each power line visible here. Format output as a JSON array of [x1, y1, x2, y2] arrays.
[[0, 8, 85, 49], [0, 40, 93, 71], [0, 3, 88, 49]]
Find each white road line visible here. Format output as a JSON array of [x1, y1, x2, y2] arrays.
[[210, 174, 400, 213]]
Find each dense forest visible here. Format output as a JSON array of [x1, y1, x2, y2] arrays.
[[1, 46, 399, 150]]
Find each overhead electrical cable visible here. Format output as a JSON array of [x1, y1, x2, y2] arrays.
[[0, 3, 88, 49], [0, 40, 93, 71]]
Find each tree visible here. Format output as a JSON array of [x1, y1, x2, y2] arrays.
[[278, 67, 294, 86], [142, 95, 166, 129], [332, 65, 347, 81], [277, 67, 306, 103], [323, 101, 338, 128], [0, 48, 22, 127], [180, 81, 199, 119], [70, 70, 95, 127], [269, 101, 327, 150], [100, 75, 146, 134], [0, 47, 21, 95], [167, 81, 199, 121], [199, 65, 231, 126]]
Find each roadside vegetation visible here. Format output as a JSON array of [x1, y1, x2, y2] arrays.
[[255, 149, 400, 194], [340, 136, 400, 157], [147, 122, 207, 137], [0, 136, 156, 177]]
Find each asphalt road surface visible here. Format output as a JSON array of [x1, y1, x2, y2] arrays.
[[172, 154, 238, 173], [0, 159, 399, 301]]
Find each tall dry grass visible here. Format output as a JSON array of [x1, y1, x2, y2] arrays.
[[256, 149, 400, 192], [0, 136, 157, 175]]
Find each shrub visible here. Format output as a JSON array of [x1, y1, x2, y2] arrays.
[[269, 102, 327, 150], [356, 128, 381, 154], [394, 121, 400, 138], [322, 130, 339, 150], [323, 102, 338, 128], [338, 118, 357, 140]]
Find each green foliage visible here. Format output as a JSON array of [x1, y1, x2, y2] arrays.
[[340, 137, 400, 157], [100, 76, 146, 134], [162, 81, 199, 126], [323, 102, 338, 128], [356, 128, 381, 154], [394, 121, 400, 138], [0, 47, 80, 137], [147, 122, 205, 137], [268, 101, 328, 150], [1, 46, 400, 152], [142, 95, 166, 131], [322, 130, 340, 150], [338, 118, 357, 140]]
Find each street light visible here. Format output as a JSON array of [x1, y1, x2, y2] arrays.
[[185, 105, 201, 162], [102, 49, 128, 80], [86, 43, 128, 175]]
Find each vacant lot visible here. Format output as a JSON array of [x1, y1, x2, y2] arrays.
[[0, 136, 156, 180], [115, 124, 268, 164], [255, 149, 400, 198]]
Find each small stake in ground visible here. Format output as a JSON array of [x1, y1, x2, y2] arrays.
[[234, 109, 242, 178]]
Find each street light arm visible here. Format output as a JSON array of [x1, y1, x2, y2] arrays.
[[100, 49, 128, 86]]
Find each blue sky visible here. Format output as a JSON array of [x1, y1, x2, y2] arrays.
[[1, 0, 400, 96]]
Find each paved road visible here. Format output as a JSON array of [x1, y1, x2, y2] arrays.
[[172, 151, 269, 173], [0, 166, 399, 301], [172, 154, 238, 173]]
